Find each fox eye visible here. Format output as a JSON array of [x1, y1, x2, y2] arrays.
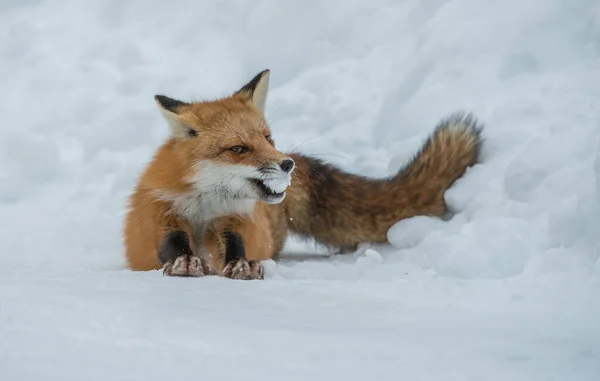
[[265, 135, 272, 142], [230, 145, 249, 154], [187, 129, 198, 137]]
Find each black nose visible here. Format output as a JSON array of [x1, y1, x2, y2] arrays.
[[280, 159, 295, 173]]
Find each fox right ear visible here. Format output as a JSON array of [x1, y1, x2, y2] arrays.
[[154, 95, 192, 137], [154, 95, 189, 114]]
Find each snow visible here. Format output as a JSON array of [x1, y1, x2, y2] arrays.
[[1, 0, 599, 380]]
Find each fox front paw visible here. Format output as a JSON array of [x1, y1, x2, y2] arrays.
[[163, 255, 213, 277], [222, 258, 264, 280]]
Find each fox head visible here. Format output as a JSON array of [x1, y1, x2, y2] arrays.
[[153, 69, 294, 216]]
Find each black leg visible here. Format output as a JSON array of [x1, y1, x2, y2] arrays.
[[158, 231, 193, 264], [221, 230, 264, 280], [224, 230, 245, 263], [159, 231, 211, 277]]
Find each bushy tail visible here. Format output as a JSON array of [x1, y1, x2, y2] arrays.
[[284, 112, 483, 251]]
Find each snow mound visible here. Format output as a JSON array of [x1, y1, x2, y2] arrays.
[[1, 0, 599, 380]]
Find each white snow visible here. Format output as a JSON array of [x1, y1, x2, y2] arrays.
[[1, 0, 600, 380]]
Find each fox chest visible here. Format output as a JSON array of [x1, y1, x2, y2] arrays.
[[171, 193, 256, 223]]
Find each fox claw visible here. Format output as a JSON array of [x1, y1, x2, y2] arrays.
[[163, 255, 213, 277], [222, 258, 264, 280]]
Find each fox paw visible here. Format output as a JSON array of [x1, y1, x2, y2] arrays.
[[222, 258, 264, 280], [163, 255, 213, 277]]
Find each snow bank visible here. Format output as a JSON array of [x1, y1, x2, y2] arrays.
[[1, 0, 599, 380]]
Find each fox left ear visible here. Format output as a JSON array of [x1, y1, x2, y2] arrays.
[[235, 69, 270, 113], [155, 95, 189, 114]]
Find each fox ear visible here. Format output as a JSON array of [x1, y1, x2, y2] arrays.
[[154, 95, 192, 137], [235, 69, 270, 113], [155, 95, 189, 114]]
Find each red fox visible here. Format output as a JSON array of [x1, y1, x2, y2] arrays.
[[124, 69, 482, 279]]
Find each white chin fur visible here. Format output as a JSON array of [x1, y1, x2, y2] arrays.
[[190, 160, 291, 208], [157, 162, 295, 224], [192, 161, 259, 197], [262, 176, 291, 194]]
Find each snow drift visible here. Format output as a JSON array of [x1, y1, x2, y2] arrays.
[[1, 0, 599, 380]]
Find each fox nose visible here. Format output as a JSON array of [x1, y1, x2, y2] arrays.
[[280, 159, 295, 173]]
